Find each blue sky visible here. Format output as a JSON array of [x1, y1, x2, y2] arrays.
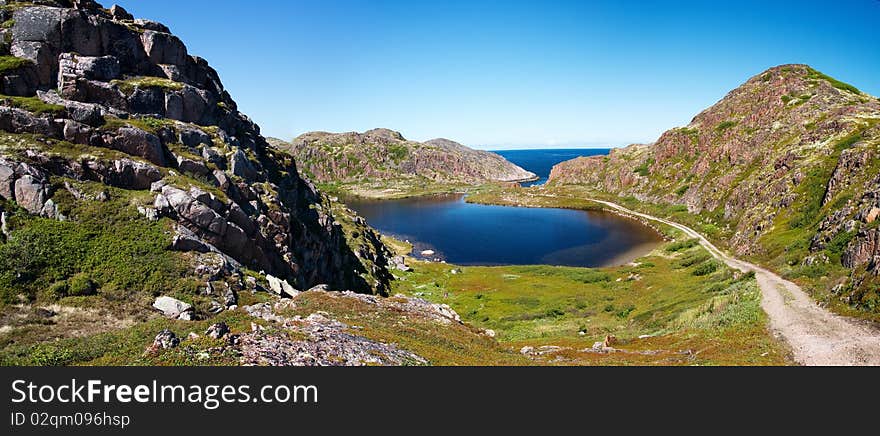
[[121, 0, 880, 149]]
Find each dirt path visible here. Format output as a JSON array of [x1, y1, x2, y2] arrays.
[[590, 198, 880, 366]]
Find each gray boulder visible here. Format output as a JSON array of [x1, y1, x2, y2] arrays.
[[266, 274, 299, 298], [109, 4, 133, 21], [160, 185, 227, 235], [230, 148, 258, 181], [13, 174, 47, 214], [0, 160, 14, 200], [151, 329, 180, 349], [179, 127, 212, 148], [58, 53, 120, 83], [108, 158, 162, 190], [0, 106, 62, 137], [205, 322, 229, 339], [126, 87, 165, 115], [152, 296, 194, 320], [175, 154, 210, 177], [103, 127, 167, 166], [164, 92, 182, 120], [140, 30, 188, 66], [133, 19, 170, 33]]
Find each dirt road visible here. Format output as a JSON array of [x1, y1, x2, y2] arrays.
[[591, 198, 880, 366]]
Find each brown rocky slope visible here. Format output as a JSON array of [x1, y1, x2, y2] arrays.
[[272, 128, 536, 188], [548, 64, 880, 314]]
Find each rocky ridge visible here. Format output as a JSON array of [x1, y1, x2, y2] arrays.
[[0, 0, 394, 296], [548, 64, 880, 312], [272, 128, 536, 187]]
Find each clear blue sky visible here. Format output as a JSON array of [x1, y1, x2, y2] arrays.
[[121, 0, 880, 149]]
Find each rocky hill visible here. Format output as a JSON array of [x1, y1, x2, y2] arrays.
[[0, 0, 397, 307], [270, 129, 535, 196], [548, 64, 880, 314]]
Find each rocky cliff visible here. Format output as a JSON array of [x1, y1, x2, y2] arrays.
[[0, 0, 394, 302], [273, 129, 536, 188], [548, 64, 880, 312]]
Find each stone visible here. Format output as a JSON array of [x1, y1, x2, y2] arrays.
[[126, 87, 165, 115], [133, 19, 170, 33], [307, 284, 330, 293], [230, 148, 258, 181], [175, 154, 210, 177], [13, 175, 47, 214], [867, 207, 880, 224], [140, 30, 188, 66], [62, 119, 92, 143], [205, 322, 230, 339], [0, 160, 14, 200], [179, 127, 212, 148], [0, 106, 61, 137], [178, 87, 210, 124], [267, 274, 299, 298], [104, 127, 167, 166], [109, 158, 162, 190], [58, 53, 121, 83], [390, 255, 411, 272], [152, 296, 193, 319], [164, 92, 183, 120], [137, 206, 159, 221], [520, 346, 535, 355], [161, 185, 227, 235], [109, 4, 133, 21], [151, 329, 180, 349]]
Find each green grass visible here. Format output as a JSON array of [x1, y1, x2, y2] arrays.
[[715, 120, 738, 133], [0, 181, 196, 308], [392, 251, 786, 365], [666, 238, 700, 253], [675, 184, 690, 196], [387, 143, 409, 163], [633, 158, 654, 177], [0, 55, 30, 73], [806, 67, 862, 95], [112, 76, 185, 95], [0, 94, 65, 115]]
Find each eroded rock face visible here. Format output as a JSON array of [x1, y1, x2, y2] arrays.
[[0, 0, 393, 295]]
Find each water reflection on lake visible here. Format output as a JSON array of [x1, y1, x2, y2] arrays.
[[344, 194, 662, 268]]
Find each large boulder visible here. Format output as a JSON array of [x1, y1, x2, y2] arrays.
[[160, 185, 227, 235], [108, 158, 162, 190], [140, 30, 188, 67], [0, 106, 62, 136], [103, 126, 167, 166], [109, 4, 134, 21], [58, 53, 121, 83], [0, 160, 15, 200], [13, 174, 47, 214], [152, 296, 194, 320], [230, 148, 258, 181]]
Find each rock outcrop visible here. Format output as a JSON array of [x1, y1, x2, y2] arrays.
[[547, 64, 880, 311], [0, 1, 393, 294], [272, 128, 536, 187]]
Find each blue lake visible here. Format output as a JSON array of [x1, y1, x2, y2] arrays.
[[343, 149, 660, 267]]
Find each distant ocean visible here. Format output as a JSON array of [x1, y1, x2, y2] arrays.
[[493, 149, 611, 186]]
